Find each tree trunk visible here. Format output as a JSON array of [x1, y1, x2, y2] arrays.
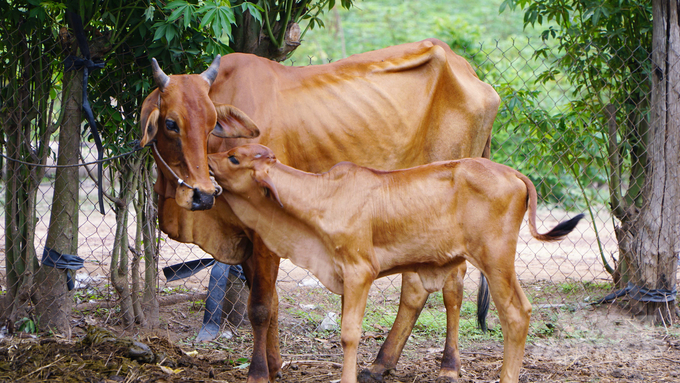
[[110, 164, 140, 330], [3, 92, 41, 329], [619, 0, 680, 324], [34, 68, 82, 334], [232, 1, 301, 61], [130, 243, 147, 328], [141, 163, 160, 328]]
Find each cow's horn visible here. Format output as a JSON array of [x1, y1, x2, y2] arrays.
[[151, 58, 170, 92], [201, 55, 221, 86]]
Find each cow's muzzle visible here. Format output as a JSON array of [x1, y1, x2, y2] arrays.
[[191, 188, 215, 210], [152, 142, 220, 210]]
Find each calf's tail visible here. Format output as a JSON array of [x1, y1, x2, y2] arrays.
[[516, 173, 584, 242]]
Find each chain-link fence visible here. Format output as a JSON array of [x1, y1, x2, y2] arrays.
[[1, 34, 678, 349]]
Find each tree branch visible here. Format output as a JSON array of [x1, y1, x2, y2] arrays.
[[605, 104, 624, 220]]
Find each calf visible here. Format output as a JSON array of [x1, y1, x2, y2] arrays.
[[208, 144, 583, 383]]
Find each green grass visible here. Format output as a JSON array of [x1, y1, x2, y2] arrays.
[[362, 296, 504, 342], [282, 280, 622, 346], [283, 277, 617, 345], [289, 0, 540, 66], [160, 285, 192, 295], [74, 288, 109, 302], [532, 280, 612, 300], [188, 299, 205, 314]]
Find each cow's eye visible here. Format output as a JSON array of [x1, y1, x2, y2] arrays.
[[228, 156, 240, 165], [166, 119, 179, 133]]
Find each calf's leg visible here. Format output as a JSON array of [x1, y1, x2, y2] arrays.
[[360, 265, 467, 383], [482, 266, 531, 383], [437, 261, 467, 382], [340, 271, 374, 383], [241, 237, 282, 383], [358, 272, 428, 383]]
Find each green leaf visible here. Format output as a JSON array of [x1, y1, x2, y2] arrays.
[[153, 23, 167, 41], [211, 7, 233, 38], [28, 6, 46, 21], [499, 0, 508, 13], [183, 6, 192, 28], [144, 5, 155, 21], [166, 1, 188, 10], [243, 3, 263, 24], [165, 24, 177, 43], [168, 6, 186, 22], [211, 17, 224, 37], [138, 22, 148, 38], [592, 8, 601, 26], [200, 9, 217, 29], [221, 7, 235, 25]]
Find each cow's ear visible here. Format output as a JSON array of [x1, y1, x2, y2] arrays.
[[140, 92, 160, 147], [253, 170, 283, 208], [212, 104, 260, 139]]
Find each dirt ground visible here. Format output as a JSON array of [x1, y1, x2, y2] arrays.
[[1, 295, 679, 383]]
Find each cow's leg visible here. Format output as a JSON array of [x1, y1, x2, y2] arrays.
[[241, 236, 282, 383], [482, 265, 531, 383], [358, 272, 428, 383], [340, 271, 373, 383], [437, 261, 467, 383], [265, 260, 283, 381]]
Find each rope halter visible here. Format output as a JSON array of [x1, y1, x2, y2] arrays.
[[151, 142, 222, 197]]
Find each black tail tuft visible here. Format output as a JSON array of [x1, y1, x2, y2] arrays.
[[544, 213, 585, 239], [477, 274, 490, 333]]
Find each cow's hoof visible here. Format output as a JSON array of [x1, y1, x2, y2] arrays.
[[357, 369, 385, 383]]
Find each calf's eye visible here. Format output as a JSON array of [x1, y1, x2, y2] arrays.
[[228, 156, 240, 165], [166, 119, 179, 133]]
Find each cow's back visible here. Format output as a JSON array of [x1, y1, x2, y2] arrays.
[[208, 39, 499, 172]]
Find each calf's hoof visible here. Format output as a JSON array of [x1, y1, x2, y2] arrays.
[[245, 375, 270, 383], [435, 369, 460, 383], [435, 376, 459, 383], [269, 370, 282, 381], [357, 368, 387, 383]]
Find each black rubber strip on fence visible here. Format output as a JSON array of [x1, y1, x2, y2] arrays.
[[596, 281, 677, 304], [196, 261, 233, 342], [163, 258, 246, 282], [65, 10, 106, 214], [42, 247, 85, 291], [163, 258, 217, 282]]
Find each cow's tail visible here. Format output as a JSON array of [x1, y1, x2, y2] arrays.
[[517, 173, 585, 241]]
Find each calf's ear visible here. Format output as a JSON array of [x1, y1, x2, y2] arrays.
[[139, 91, 160, 147], [254, 170, 283, 208], [212, 104, 260, 139]]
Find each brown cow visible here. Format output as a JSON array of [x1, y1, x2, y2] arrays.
[[207, 144, 584, 383], [139, 39, 500, 383]]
